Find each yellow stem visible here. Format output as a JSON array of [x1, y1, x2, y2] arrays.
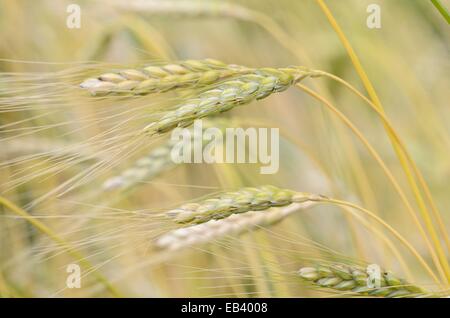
[[318, 71, 450, 254], [296, 83, 446, 285], [316, 197, 440, 287], [315, 0, 449, 283], [341, 207, 414, 281], [235, 8, 385, 264]]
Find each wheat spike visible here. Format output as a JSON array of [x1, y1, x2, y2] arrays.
[[102, 119, 227, 191], [102, 139, 178, 191], [156, 202, 315, 251], [166, 185, 321, 224], [144, 67, 316, 135], [298, 263, 429, 298], [80, 59, 250, 96]]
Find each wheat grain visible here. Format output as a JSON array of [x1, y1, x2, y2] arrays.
[[298, 263, 428, 298], [144, 67, 317, 135], [156, 202, 315, 251], [165, 185, 322, 224], [80, 59, 250, 96]]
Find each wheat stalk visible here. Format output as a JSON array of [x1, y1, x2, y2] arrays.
[[144, 67, 318, 135], [155, 202, 315, 251], [165, 185, 322, 224], [298, 263, 429, 298], [80, 59, 250, 96]]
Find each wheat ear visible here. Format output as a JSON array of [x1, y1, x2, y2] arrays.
[[156, 202, 315, 251], [102, 119, 228, 191], [298, 263, 429, 298], [165, 185, 322, 224], [80, 59, 250, 96], [144, 67, 317, 135], [102, 139, 177, 191]]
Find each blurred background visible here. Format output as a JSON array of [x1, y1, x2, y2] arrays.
[[0, 0, 448, 297]]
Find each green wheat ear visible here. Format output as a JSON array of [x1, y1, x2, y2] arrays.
[[143, 66, 318, 136], [80, 59, 251, 96], [155, 201, 316, 251], [298, 263, 429, 298], [165, 185, 319, 224], [102, 119, 228, 192]]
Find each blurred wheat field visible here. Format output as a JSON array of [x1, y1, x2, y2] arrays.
[[0, 0, 449, 298]]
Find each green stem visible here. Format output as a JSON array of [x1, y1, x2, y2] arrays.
[[431, 0, 450, 23]]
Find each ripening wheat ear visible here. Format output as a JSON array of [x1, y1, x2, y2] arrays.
[[80, 59, 251, 96], [143, 66, 319, 135], [298, 263, 430, 298], [155, 201, 316, 251], [164, 185, 323, 224], [102, 118, 229, 192], [102, 138, 178, 191]]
